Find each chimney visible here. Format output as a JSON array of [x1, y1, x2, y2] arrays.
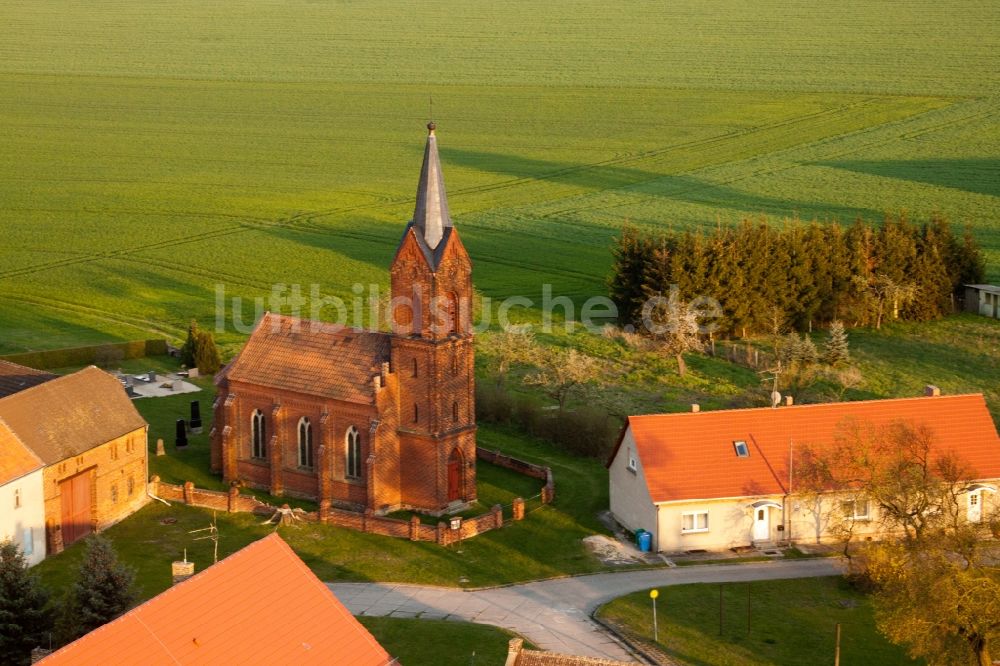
[[785, 395, 794, 406], [691, 404, 700, 413], [172, 554, 195, 585], [924, 385, 941, 397]]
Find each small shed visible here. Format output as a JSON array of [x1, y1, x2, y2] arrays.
[[964, 284, 1000, 319]]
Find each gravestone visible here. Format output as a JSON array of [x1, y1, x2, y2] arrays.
[[156, 438, 166, 456], [175, 419, 188, 447], [190, 401, 203, 434]]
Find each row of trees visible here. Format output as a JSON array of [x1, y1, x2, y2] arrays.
[[0, 536, 136, 666], [609, 215, 986, 336]]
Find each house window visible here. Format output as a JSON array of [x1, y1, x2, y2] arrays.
[[14, 488, 21, 509], [127, 477, 135, 496], [22, 528, 33, 556], [626, 449, 637, 472], [734, 440, 749, 457], [298, 417, 313, 468], [110, 484, 118, 504], [111, 444, 119, 461], [447, 291, 459, 334], [345, 426, 361, 479], [842, 499, 870, 520], [681, 511, 709, 533], [251, 410, 266, 458]]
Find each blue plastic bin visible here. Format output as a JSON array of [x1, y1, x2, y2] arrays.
[[634, 529, 647, 547], [638, 531, 652, 552]]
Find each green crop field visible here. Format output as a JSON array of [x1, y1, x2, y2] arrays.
[[1, 0, 999, 354]]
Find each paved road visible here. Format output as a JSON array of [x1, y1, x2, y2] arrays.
[[331, 558, 841, 662]]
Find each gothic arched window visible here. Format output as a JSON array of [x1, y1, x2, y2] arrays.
[[251, 409, 266, 458], [345, 426, 361, 479], [448, 291, 460, 334], [298, 417, 313, 468]]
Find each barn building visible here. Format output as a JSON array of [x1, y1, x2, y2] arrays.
[[211, 124, 477, 514], [0, 362, 149, 557]]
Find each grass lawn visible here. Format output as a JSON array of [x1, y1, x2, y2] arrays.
[[33, 413, 612, 602], [359, 616, 527, 666], [596, 577, 919, 666]]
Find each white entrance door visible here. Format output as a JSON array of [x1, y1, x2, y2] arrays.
[[968, 491, 982, 523], [753, 507, 769, 541]]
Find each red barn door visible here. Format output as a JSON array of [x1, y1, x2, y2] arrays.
[[59, 472, 93, 547]]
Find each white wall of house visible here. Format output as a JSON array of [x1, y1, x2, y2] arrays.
[[608, 430, 659, 549], [646, 485, 1000, 553], [0, 469, 46, 566]]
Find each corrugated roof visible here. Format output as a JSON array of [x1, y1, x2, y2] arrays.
[[617, 395, 1000, 503], [0, 418, 43, 485], [0, 360, 57, 398], [0, 366, 146, 465], [965, 284, 1000, 295], [225, 313, 389, 405], [41, 533, 394, 665]]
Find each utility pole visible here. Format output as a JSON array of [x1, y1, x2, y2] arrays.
[[834, 623, 841, 666]]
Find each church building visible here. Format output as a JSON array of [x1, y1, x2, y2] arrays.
[[211, 124, 476, 515]]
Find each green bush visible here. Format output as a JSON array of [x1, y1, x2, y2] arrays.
[[0, 339, 167, 370]]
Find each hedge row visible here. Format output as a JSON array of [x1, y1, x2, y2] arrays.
[[0, 339, 168, 370]]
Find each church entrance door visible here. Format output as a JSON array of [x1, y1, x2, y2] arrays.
[[447, 449, 462, 502]]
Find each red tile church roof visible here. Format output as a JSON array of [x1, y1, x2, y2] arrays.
[[41, 534, 394, 666], [613, 394, 1000, 503], [223, 313, 390, 405]]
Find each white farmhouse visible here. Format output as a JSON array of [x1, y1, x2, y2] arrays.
[[608, 392, 1000, 553], [0, 419, 46, 565]]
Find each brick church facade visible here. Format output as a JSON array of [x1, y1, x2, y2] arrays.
[[211, 124, 477, 514]]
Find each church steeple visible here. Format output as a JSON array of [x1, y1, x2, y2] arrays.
[[412, 122, 452, 250]]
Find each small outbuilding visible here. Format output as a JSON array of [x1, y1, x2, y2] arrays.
[[964, 284, 1000, 319]]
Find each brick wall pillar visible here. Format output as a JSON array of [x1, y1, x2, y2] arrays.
[[410, 515, 421, 541], [512, 497, 525, 521], [319, 499, 330, 523], [222, 395, 238, 482], [183, 481, 194, 504], [317, 444, 331, 506], [269, 405, 284, 496], [436, 521, 448, 546], [227, 485, 239, 513], [492, 504, 503, 529]]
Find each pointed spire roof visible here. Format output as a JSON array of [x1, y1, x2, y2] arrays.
[[412, 121, 452, 250]]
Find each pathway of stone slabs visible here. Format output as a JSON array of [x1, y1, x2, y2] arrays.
[[330, 557, 841, 661]]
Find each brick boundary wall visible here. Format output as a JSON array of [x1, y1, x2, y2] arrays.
[[147, 449, 553, 546]]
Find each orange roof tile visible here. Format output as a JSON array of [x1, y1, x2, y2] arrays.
[[0, 366, 147, 465], [0, 360, 56, 398], [0, 418, 43, 485], [41, 533, 394, 666], [615, 395, 1000, 503], [224, 313, 390, 404]]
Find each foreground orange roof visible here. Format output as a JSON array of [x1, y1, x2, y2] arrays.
[[42, 533, 394, 665], [613, 394, 1000, 503]]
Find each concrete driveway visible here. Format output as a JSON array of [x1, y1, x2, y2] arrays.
[[330, 558, 841, 661]]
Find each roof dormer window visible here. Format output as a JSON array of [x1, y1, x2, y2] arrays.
[[734, 440, 750, 457]]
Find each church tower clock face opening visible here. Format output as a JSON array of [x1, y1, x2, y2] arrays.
[[211, 125, 477, 515]]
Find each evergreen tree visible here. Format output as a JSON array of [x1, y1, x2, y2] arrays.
[[56, 536, 136, 645], [608, 224, 654, 326], [0, 540, 53, 666], [180, 320, 198, 368], [193, 329, 222, 374], [823, 320, 850, 366]]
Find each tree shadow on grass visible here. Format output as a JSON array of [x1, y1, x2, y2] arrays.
[[815, 158, 1000, 199], [443, 148, 879, 223]]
